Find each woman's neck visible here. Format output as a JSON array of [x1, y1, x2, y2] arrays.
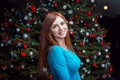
[[57, 39, 68, 50]]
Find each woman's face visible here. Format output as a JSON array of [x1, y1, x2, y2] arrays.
[[50, 16, 68, 41]]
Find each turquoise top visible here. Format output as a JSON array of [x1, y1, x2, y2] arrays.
[[48, 45, 81, 80]]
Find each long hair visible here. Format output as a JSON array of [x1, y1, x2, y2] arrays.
[[38, 12, 75, 74]]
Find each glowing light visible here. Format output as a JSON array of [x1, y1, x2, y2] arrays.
[[103, 5, 108, 10]]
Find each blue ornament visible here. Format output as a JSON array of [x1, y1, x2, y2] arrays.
[[16, 28, 20, 32], [23, 33, 28, 39], [0, 43, 4, 47]]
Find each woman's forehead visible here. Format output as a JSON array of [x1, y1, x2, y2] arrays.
[[52, 16, 64, 24]]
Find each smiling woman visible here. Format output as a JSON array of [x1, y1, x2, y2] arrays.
[[38, 12, 81, 80]]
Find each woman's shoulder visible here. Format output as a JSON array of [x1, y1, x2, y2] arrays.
[[49, 45, 62, 51], [48, 45, 64, 58]]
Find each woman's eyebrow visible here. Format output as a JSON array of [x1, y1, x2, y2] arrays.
[[51, 24, 57, 27], [60, 20, 64, 23]]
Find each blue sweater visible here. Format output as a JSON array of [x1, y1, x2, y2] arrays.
[[48, 45, 81, 80]]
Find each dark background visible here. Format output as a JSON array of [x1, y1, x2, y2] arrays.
[[98, 16, 120, 80], [95, 1, 120, 79], [95, 0, 120, 79]]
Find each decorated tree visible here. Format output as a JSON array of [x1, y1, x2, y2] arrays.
[[0, 0, 112, 80]]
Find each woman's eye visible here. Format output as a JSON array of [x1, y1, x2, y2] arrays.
[[61, 22, 65, 25], [52, 25, 57, 28]]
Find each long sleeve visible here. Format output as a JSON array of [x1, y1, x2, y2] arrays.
[[48, 46, 70, 80]]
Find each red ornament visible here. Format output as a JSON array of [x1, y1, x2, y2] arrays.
[[23, 43, 27, 49], [32, 17, 37, 21], [26, 20, 31, 24], [79, 9, 83, 13], [75, 15, 78, 19], [21, 52, 27, 57], [93, 34, 96, 38], [76, 0, 80, 3], [103, 34, 106, 38], [87, 22, 91, 26], [29, 5, 36, 13], [92, 63, 97, 68], [70, 17, 75, 21], [89, 34, 96, 38], [109, 65, 113, 72], [89, 5, 94, 9], [1, 65, 7, 70], [78, 51, 82, 55], [100, 41, 104, 46], [54, 3, 58, 7], [27, 27, 31, 32], [70, 31, 75, 35], [83, 23, 87, 27], [89, 34, 92, 38], [95, 15, 99, 19], [17, 66, 21, 71], [80, 41, 85, 46], [96, 27, 100, 30], [94, 19, 98, 23], [87, 11, 92, 16], [4, 21, 9, 27], [5, 37, 9, 41], [13, 41, 17, 45]]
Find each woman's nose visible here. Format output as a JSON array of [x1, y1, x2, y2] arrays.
[[58, 25, 63, 30]]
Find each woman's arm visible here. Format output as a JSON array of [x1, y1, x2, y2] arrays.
[[48, 45, 70, 80]]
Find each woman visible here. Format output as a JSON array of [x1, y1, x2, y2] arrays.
[[39, 12, 81, 80]]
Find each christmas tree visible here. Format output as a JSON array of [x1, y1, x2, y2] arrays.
[[0, 0, 112, 80]]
